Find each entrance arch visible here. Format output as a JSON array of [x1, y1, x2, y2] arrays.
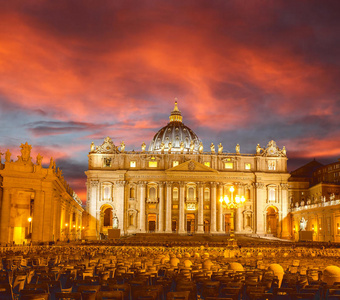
[[148, 214, 157, 232], [100, 204, 114, 237], [266, 206, 278, 236], [186, 214, 195, 233]]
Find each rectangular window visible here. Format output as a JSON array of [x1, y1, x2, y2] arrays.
[[173, 161, 179, 167], [337, 223, 340, 235], [172, 204, 178, 209], [204, 162, 211, 167], [225, 162, 233, 169], [268, 160, 276, 170], [130, 161, 136, 168], [204, 205, 210, 210], [149, 161, 158, 168], [245, 163, 251, 170]]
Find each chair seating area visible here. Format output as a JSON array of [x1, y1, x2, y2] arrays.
[[1, 243, 340, 299]]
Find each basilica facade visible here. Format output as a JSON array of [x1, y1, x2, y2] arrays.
[[85, 102, 290, 239]]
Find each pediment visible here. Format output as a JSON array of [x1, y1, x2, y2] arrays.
[[166, 160, 218, 173]]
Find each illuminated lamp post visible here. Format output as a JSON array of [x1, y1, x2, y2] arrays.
[[27, 217, 32, 241], [219, 186, 246, 237]]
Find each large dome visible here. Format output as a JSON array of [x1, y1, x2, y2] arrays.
[[149, 101, 201, 153]]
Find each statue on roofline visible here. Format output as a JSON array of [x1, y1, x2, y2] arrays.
[[120, 141, 125, 153], [235, 144, 240, 154], [198, 142, 203, 154], [36, 154, 43, 166], [218, 143, 223, 154], [180, 142, 184, 154], [168, 142, 172, 154], [5, 149, 11, 162], [141, 142, 146, 153], [210, 143, 215, 153]]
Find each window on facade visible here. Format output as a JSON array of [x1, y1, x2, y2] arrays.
[[268, 188, 276, 201], [204, 188, 210, 201], [173, 187, 178, 200], [149, 187, 156, 201], [268, 160, 276, 170], [104, 157, 111, 167], [173, 161, 179, 167], [337, 223, 340, 235], [188, 187, 195, 201], [130, 161, 136, 167], [102, 184, 112, 201], [130, 187, 135, 198], [245, 163, 251, 170], [149, 161, 157, 168], [204, 162, 211, 167], [225, 162, 233, 169]]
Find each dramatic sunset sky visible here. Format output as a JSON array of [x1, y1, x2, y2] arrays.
[[1, 1, 339, 202]]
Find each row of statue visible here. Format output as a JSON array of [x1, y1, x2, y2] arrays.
[[89, 138, 286, 156]]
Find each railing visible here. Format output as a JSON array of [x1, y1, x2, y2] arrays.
[[290, 199, 340, 212]]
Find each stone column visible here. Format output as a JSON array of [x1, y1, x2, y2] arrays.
[[178, 182, 186, 234], [115, 181, 126, 235], [235, 184, 243, 233], [158, 182, 164, 233], [0, 188, 11, 244], [138, 181, 146, 233], [165, 182, 172, 233], [210, 182, 217, 233], [218, 183, 224, 233], [280, 183, 290, 239], [32, 190, 44, 243], [255, 182, 266, 235], [197, 183, 204, 233], [87, 180, 99, 239], [42, 189, 53, 242]]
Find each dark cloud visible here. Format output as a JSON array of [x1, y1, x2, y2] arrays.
[[26, 121, 110, 137]]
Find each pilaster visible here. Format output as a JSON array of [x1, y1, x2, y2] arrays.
[[138, 181, 146, 233], [178, 182, 186, 234], [165, 182, 172, 233], [158, 182, 165, 233], [210, 182, 217, 233], [197, 182, 204, 233]]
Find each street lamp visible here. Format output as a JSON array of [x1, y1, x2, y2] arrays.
[[219, 186, 246, 236], [219, 186, 246, 209], [27, 217, 32, 240]]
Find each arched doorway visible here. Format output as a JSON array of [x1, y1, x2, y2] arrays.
[[186, 214, 195, 233], [224, 213, 234, 234], [266, 206, 278, 236], [100, 205, 113, 238], [204, 219, 210, 233], [148, 214, 157, 232]]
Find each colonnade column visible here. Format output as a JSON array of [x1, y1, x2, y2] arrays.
[[178, 182, 186, 234], [0, 188, 11, 244], [197, 183, 204, 233], [32, 190, 44, 243], [165, 182, 172, 233], [218, 183, 224, 233], [210, 182, 217, 233], [158, 182, 164, 233], [87, 180, 98, 239], [255, 182, 266, 235], [115, 181, 126, 235], [235, 184, 242, 233], [280, 183, 290, 239], [138, 181, 146, 233]]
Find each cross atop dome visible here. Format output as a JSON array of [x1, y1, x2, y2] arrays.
[[169, 99, 183, 123]]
